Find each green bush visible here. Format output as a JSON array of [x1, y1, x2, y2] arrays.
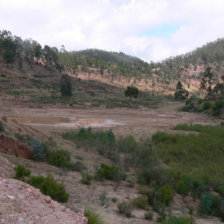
[[152, 132, 177, 144], [118, 201, 133, 217], [84, 208, 105, 224], [29, 137, 46, 160], [202, 101, 211, 110], [216, 184, 224, 196], [0, 121, 4, 132], [200, 192, 221, 216], [132, 195, 148, 210], [96, 163, 124, 181], [116, 135, 137, 153], [177, 175, 208, 197], [48, 149, 71, 168], [81, 172, 93, 185], [160, 216, 195, 224], [14, 164, 31, 181], [213, 100, 224, 116], [144, 211, 153, 220], [70, 161, 86, 172], [156, 185, 174, 206], [28, 174, 69, 202]]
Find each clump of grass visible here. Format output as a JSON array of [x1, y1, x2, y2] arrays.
[[118, 201, 133, 217], [84, 208, 106, 224], [48, 149, 71, 168]]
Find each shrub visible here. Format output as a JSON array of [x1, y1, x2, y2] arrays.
[[177, 175, 208, 197], [48, 149, 71, 168], [96, 163, 124, 181], [0, 121, 4, 132], [144, 211, 153, 220], [213, 100, 224, 116], [160, 216, 195, 224], [29, 137, 46, 160], [28, 174, 69, 202], [99, 191, 110, 207], [202, 101, 211, 110], [152, 132, 177, 144], [14, 164, 31, 181], [70, 161, 86, 172], [111, 197, 118, 203], [200, 192, 221, 216], [81, 172, 93, 185], [156, 185, 174, 206], [116, 135, 137, 153], [84, 208, 105, 224], [216, 184, 224, 196], [118, 201, 133, 217], [126, 175, 136, 187], [132, 195, 148, 210]]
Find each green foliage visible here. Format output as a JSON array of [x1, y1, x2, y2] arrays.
[[60, 74, 72, 97], [144, 211, 153, 220], [116, 135, 138, 153], [160, 216, 195, 224], [174, 81, 189, 100], [213, 100, 224, 116], [0, 121, 4, 133], [152, 132, 177, 144], [132, 195, 149, 210], [63, 128, 116, 159], [125, 86, 139, 101], [99, 191, 110, 206], [48, 149, 71, 168], [28, 174, 69, 202], [70, 161, 86, 172], [96, 163, 124, 181], [14, 164, 31, 181], [81, 172, 93, 185], [216, 185, 224, 196], [84, 208, 106, 224], [177, 175, 208, 197], [118, 201, 133, 217], [200, 192, 221, 216], [202, 101, 211, 110], [156, 185, 174, 206], [29, 137, 46, 160]]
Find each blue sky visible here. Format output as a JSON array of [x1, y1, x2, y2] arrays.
[[0, 0, 224, 62], [140, 24, 180, 38]]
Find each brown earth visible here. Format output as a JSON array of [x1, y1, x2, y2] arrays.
[[0, 135, 32, 159]]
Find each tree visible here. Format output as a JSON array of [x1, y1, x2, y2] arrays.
[[200, 66, 214, 97], [125, 86, 139, 102], [174, 81, 189, 100], [60, 74, 72, 97]]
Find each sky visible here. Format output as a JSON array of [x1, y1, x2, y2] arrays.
[[1, 0, 224, 62]]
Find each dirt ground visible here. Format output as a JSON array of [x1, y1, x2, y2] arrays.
[[0, 98, 222, 224], [0, 100, 219, 139]]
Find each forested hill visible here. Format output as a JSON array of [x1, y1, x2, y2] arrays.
[[1, 29, 224, 94]]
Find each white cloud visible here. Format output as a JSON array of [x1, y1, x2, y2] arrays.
[[0, 0, 224, 62]]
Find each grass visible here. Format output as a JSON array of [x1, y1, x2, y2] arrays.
[[152, 125, 224, 183], [84, 208, 106, 224]]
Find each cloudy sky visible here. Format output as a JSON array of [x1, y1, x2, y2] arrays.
[[1, 0, 224, 62]]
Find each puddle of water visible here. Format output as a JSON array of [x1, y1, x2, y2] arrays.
[[25, 118, 123, 128]]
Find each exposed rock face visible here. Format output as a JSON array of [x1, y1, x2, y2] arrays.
[[0, 135, 32, 159], [0, 155, 88, 224]]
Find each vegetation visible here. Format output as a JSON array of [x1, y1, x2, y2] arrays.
[[156, 185, 174, 206], [132, 195, 148, 210], [125, 86, 139, 102], [81, 172, 93, 185], [48, 149, 71, 168], [174, 81, 189, 100], [60, 74, 72, 97], [0, 121, 4, 132], [28, 174, 69, 203], [14, 164, 31, 181], [160, 216, 195, 224], [118, 201, 133, 217], [84, 208, 106, 224], [13, 165, 69, 203], [29, 137, 46, 160]]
